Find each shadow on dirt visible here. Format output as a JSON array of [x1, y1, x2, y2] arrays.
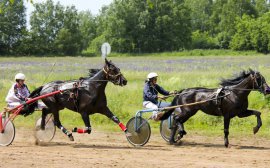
[[172, 140, 270, 150]]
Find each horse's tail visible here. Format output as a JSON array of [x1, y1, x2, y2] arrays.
[[159, 89, 185, 121], [29, 86, 44, 98], [23, 86, 44, 117]]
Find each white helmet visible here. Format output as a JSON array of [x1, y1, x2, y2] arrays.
[[147, 72, 158, 79], [15, 73, 26, 80]]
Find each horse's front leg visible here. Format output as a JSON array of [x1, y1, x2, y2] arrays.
[[102, 107, 128, 134], [238, 109, 262, 134], [72, 111, 91, 134], [223, 116, 231, 148]]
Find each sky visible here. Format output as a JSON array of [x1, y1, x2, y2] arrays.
[[24, 0, 113, 27]]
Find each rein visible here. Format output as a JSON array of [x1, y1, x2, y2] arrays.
[[158, 93, 230, 111], [224, 73, 263, 92]]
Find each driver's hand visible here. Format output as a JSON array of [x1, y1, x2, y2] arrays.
[[25, 98, 32, 101], [169, 90, 177, 94], [158, 95, 165, 100]]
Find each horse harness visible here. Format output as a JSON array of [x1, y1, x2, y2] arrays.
[[214, 87, 228, 114], [59, 80, 85, 112]]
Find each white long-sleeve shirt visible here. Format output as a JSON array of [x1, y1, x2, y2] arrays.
[[5, 83, 30, 103]]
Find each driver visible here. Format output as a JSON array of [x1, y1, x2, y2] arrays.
[[143, 72, 181, 121], [5, 73, 30, 107], [5, 73, 46, 112]]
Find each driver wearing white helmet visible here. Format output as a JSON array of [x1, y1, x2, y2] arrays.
[[143, 72, 181, 121], [5, 73, 30, 107]]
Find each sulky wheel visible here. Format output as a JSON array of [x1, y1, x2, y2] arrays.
[[35, 115, 56, 142], [160, 116, 178, 142], [126, 117, 151, 146], [0, 117, 15, 146]]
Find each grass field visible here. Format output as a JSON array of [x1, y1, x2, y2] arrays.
[[1, 54, 270, 137]]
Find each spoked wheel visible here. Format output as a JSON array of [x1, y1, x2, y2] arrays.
[[160, 116, 178, 142], [35, 115, 56, 142], [0, 117, 15, 146], [126, 117, 151, 146]]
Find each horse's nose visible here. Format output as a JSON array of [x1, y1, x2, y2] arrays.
[[123, 79, 127, 85], [266, 84, 270, 94]]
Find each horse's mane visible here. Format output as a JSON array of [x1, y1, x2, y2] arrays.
[[88, 69, 101, 78], [79, 69, 101, 80], [220, 69, 255, 87]]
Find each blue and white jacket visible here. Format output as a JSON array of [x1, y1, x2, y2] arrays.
[[143, 82, 169, 105]]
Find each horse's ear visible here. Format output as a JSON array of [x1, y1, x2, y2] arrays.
[[105, 58, 109, 64], [248, 68, 255, 74]]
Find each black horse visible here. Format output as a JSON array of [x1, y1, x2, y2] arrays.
[[161, 69, 270, 147], [28, 59, 128, 141]]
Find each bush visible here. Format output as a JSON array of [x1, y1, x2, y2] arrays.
[[191, 30, 219, 49], [230, 13, 270, 53], [230, 15, 255, 51], [85, 34, 106, 56], [251, 12, 270, 53]]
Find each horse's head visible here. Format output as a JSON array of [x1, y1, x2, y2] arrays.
[[251, 71, 270, 95], [103, 58, 127, 86]]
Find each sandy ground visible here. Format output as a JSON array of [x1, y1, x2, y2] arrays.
[[1, 128, 270, 168]]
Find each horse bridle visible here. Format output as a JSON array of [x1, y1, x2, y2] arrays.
[[251, 72, 264, 93], [225, 72, 265, 93], [103, 66, 122, 85]]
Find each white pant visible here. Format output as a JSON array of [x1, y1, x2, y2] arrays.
[[7, 101, 46, 110], [143, 101, 181, 116]]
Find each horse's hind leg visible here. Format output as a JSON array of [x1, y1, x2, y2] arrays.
[[223, 116, 231, 148], [52, 110, 74, 141], [41, 108, 49, 130], [177, 123, 186, 139], [169, 123, 177, 145], [238, 109, 262, 134], [174, 110, 197, 139], [73, 112, 91, 134]]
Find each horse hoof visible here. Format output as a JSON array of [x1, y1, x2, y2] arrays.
[[68, 135, 74, 141], [177, 133, 184, 140], [181, 130, 187, 136], [224, 139, 229, 148], [253, 126, 259, 134], [169, 140, 176, 145], [40, 126, 45, 130]]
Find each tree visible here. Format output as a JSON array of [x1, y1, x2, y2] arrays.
[[229, 15, 256, 50], [54, 6, 82, 55], [255, 0, 270, 16], [251, 12, 270, 53], [0, 0, 26, 55], [30, 0, 83, 55], [217, 0, 257, 48], [92, 0, 192, 53], [30, 0, 65, 54], [185, 0, 213, 32], [78, 11, 97, 51], [230, 12, 270, 53]]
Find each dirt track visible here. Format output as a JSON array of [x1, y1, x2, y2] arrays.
[[1, 128, 270, 168]]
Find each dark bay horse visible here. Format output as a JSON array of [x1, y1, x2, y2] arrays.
[[28, 59, 128, 141], [161, 69, 270, 147]]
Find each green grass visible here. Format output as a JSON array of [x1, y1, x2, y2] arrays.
[[109, 49, 263, 57], [1, 55, 270, 138]]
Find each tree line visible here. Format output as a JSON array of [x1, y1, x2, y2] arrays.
[[1, 0, 270, 56]]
